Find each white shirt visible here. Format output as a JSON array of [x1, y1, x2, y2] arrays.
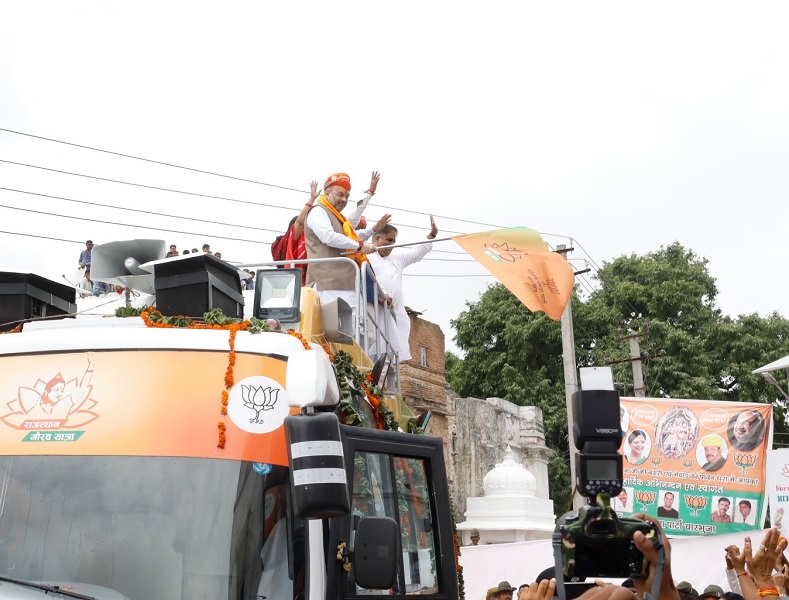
[[346, 193, 373, 228], [305, 205, 374, 249], [368, 243, 432, 312], [368, 242, 432, 361]]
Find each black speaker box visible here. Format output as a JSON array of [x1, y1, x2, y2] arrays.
[[0, 272, 77, 331], [154, 254, 244, 318]]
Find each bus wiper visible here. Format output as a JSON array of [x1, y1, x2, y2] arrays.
[[0, 576, 98, 599]]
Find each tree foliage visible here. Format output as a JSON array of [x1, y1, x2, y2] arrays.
[[447, 242, 789, 515]]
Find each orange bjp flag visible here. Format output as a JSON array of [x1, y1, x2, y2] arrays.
[[452, 227, 575, 321]]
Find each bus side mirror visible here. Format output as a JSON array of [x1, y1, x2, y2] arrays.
[[353, 517, 400, 590]]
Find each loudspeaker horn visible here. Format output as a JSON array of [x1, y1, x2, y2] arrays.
[[91, 239, 167, 295], [321, 297, 355, 344]]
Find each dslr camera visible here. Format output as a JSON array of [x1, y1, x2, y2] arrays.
[[553, 368, 661, 582]]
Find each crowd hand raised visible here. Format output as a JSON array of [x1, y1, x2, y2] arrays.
[[372, 214, 392, 233], [745, 529, 787, 587], [630, 513, 679, 600], [519, 579, 555, 600], [726, 544, 747, 573], [774, 564, 789, 595]]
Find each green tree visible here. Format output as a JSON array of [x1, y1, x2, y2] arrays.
[[447, 242, 789, 515]]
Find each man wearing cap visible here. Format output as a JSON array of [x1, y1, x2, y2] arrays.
[[78, 240, 94, 270], [285, 174, 380, 286], [701, 435, 727, 472], [711, 497, 732, 523], [491, 581, 516, 600], [698, 584, 724, 600], [469, 528, 480, 545], [304, 172, 383, 308], [676, 581, 698, 599]]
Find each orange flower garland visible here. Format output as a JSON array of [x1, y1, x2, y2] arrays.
[[139, 308, 250, 449], [286, 329, 311, 350]]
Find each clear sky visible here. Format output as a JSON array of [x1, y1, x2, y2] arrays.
[[1, 2, 788, 354]]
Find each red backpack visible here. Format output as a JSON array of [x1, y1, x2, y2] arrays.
[[271, 217, 298, 266], [271, 232, 289, 263]]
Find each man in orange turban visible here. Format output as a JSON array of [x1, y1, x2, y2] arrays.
[[304, 171, 390, 309]]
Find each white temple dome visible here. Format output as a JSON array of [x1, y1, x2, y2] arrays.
[[482, 446, 537, 497]]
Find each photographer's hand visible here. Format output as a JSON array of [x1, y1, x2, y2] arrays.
[[630, 513, 679, 600], [575, 586, 636, 600], [519, 579, 556, 600]]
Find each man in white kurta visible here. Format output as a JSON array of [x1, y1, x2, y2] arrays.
[[368, 216, 438, 361]]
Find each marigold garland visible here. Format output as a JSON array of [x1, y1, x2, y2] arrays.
[[286, 329, 311, 350], [321, 343, 335, 361], [137, 309, 401, 442], [138, 308, 266, 449], [0, 324, 23, 334]]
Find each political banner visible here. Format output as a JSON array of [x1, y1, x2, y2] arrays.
[[766, 448, 789, 538], [615, 397, 772, 536]]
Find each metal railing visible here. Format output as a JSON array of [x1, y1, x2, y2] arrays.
[[238, 257, 401, 394]]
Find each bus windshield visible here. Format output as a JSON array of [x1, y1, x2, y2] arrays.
[[0, 455, 304, 600]]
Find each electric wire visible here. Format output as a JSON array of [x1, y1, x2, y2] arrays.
[[0, 127, 305, 193], [0, 186, 284, 235], [1, 127, 579, 238], [0, 127, 610, 284], [0, 158, 474, 242], [0, 203, 266, 245]]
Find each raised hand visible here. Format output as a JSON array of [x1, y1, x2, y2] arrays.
[[368, 171, 381, 194], [428, 214, 438, 238], [372, 213, 392, 233]]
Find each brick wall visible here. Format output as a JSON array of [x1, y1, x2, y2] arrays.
[[399, 309, 452, 484]]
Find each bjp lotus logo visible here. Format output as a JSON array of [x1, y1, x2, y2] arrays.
[[650, 457, 663, 469], [681, 458, 695, 471], [635, 490, 656, 511], [685, 495, 708, 516], [241, 384, 279, 423], [733, 453, 757, 475]]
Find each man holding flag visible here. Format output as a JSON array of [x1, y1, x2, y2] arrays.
[[369, 216, 438, 361]]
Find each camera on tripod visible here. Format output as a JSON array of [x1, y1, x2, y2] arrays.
[[553, 367, 661, 584]]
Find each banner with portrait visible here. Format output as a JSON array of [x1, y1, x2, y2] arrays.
[[615, 397, 772, 536]]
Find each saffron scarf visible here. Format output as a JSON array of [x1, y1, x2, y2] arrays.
[[316, 195, 368, 267]]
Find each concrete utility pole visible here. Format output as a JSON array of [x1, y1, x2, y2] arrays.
[[627, 334, 646, 398], [556, 244, 581, 510], [608, 331, 647, 397]]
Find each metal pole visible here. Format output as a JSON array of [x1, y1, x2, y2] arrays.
[[557, 244, 581, 511], [629, 337, 646, 397]]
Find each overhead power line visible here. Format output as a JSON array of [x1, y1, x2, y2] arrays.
[[0, 127, 559, 233], [0, 127, 622, 287], [0, 127, 305, 193], [0, 158, 473, 238], [0, 186, 284, 235], [0, 203, 266, 245]]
